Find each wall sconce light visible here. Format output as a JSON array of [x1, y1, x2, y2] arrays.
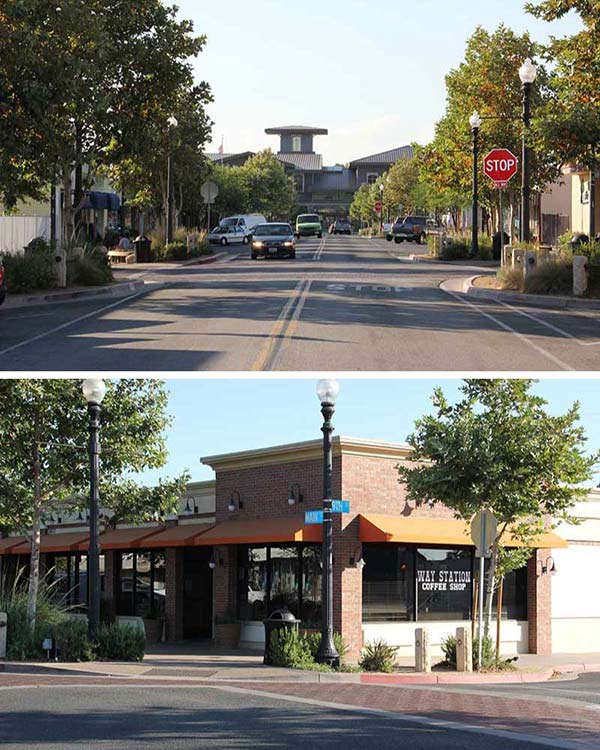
[[183, 497, 193, 515], [208, 554, 216, 570], [537, 556, 557, 576], [288, 482, 303, 506], [349, 546, 366, 570], [228, 490, 243, 512]]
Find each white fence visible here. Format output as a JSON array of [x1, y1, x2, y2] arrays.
[[0, 216, 51, 254]]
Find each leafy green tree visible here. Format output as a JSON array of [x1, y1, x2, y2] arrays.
[[209, 163, 250, 224], [398, 379, 597, 634], [384, 156, 421, 216], [420, 25, 559, 236], [0, 379, 188, 628], [242, 150, 296, 220], [349, 183, 379, 227]]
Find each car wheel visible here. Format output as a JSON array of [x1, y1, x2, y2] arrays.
[[418, 232, 426, 245], [220, 237, 228, 246], [386, 235, 393, 242], [394, 237, 403, 244], [251, 253, 258, 260], [318, 232, 322, 238]]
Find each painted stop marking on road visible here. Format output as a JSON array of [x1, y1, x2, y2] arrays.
[[483, 148, 518, 187]]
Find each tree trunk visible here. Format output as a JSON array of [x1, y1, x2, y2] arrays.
[[483, 540, 498, 638], [62, 169, 74, 246], [496, 576, 504, 659], [26, 429, 42, 629]]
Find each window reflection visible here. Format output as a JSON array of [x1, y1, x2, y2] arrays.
[[416, 548, 472, 621], [270, 547, 299, 615]]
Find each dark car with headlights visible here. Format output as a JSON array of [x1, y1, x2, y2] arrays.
[[251, 223, 296, 259], [0, 259, 6, 305]]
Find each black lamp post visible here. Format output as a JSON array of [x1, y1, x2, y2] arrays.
[[519, 58, 537, 243], [469, 111, 482, 256], [166, 115, 178, 245], [315, 378, 340, 667], [82, 378, 106, 643]]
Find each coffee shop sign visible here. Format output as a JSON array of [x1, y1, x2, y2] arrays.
[[417, 569, 471, 591]]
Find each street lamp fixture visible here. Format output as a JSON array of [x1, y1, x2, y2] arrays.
[[518, 58, 537, 243], [166, 116, 179, 245], [81, 378, 106, 644], [315, 378, 340, 667], [288, 482, 303, 506], [469, 111, 482, 256], [228, 490, 243, 512]]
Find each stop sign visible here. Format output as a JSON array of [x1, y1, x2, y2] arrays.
[[483, 148, 518, 188], [374, 201, 383, 212]]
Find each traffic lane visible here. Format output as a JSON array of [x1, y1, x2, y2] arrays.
[[0, 278, 304, 371], [0, 684, 549, 750], [270, 282, 573, 371]]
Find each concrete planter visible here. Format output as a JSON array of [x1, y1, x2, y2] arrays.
[[143, 618, 164, 644]]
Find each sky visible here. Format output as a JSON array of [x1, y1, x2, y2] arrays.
[[175, 0, 582, 165], [136, 377, 600, 487]]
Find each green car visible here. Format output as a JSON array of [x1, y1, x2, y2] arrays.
[[295, 213, 322, 239]]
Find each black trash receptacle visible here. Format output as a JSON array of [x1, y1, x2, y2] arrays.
[[568, 232, 590, 252], [134, 235, 152, 263], [492, 231, 510, 260], [263, 608, 300, 665]]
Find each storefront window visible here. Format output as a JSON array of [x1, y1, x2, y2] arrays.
[[47, 553, 102, 610], [416, 548, 472, 621], [117, 550, 166, 618], [119, 553, 135, 616], [363, 545, 414, 622], [492, 565, 527, 620], [301, 545, 322, 627], [270, 547, 300, 614], [153, 552, 166, 616], [239, 547, 268, 621]]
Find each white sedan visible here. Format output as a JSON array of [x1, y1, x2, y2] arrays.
[[208, 225, 249, 246]]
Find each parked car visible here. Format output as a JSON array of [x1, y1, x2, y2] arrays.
[[0, 258, 5, 305], [208, 225, 249, 246], [251, 223, 296, 259], [219, 214, 267, 239], [332, 218, 352, 235], [383, 222, 393, 241], [295, 213, 322, 238], [391, 216, 431, 244]]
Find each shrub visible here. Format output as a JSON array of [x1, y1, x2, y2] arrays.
[[103, 229, 121, 248], [24, 236, 52, 255], [269, 628, 313, 669], [359, 639, 398, 673], [478, 245, 493, 261], [440, 239, 470, 261], [164, 242, 188, 261], [67, 254, 113, 286], [96, 623, 146, 662], [497, 266, 524, 291], [303, 631, 348, 664], [441, 634, 457, 667], [524, 260, 572, 295], [54, 619, 94, 662], [3, 251, 56, 293], [473, 635, 496, 670]]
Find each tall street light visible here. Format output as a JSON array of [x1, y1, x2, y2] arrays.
[[315, 378, 340, 667], [469, 111, 482, 256], [82, 378, 106, 643], [166, 115, 178, 245], [379, 182, 385, 231], [519, 58, 537, 243]]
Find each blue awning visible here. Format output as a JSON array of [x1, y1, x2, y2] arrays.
[[81, 191, 121, 211]]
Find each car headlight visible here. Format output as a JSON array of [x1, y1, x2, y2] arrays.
[[253, 241, 264, 248], [283, 241, 293, 247]]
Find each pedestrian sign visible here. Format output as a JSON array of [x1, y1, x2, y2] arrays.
[[305, 510, 324, 525]]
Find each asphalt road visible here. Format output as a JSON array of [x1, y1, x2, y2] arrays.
[[0, 683, 563, 750], [2, 235, 600, 371]]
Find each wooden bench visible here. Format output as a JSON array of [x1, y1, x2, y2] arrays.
[[108, 249, 136, 264]]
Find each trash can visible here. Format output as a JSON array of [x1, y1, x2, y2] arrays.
[[568, 232, 589, 251], [134, 235, 152, 263], [263, 608, 300, 665], [492, 231, 510, 260]]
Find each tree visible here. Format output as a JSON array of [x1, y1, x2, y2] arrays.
[[0, 379, 188, 628], [526, 1, 600, 203], [0, 0, 211, 241], [242, 150, 296, 219], [209, 163, 250, 224], [349, 183, 378, 226], [384, 156, 421, 215], [419, 25, 559, 237], [398, 379, 597, 637]]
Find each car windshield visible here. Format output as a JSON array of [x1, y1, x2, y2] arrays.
[[220, 218, 239, 227], [336, 220, 349, 226], [254, 224, 292, 237], [404, 217, 426, 224], [298, 215, 320, 223]]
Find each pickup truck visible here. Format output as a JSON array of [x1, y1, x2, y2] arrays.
[[390, 216, 432, 245]]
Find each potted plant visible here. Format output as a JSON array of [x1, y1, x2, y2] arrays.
[[142, 606, 165, 644]]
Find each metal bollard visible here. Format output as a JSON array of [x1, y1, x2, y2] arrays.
[[0, 612, 7, 659], [573, 255, 589, 297], [455, 626, 472, 672], [55, 248, 67, 288], [415, 628, 431, 673]]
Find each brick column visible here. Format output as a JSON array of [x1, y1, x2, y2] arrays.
[[213, 545, 239, 648], [527, 550, 552, 654], [165, 547, 184, 641], [102, 550, 118, 622], [332, 516, 363, 663]]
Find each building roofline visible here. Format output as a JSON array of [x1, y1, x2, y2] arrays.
[[265, 126, 328, 135], [201, 436, 413, 471]]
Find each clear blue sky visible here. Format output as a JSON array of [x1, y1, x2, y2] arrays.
[[136, 378, 600, 486], [176, 0, 582, 164]]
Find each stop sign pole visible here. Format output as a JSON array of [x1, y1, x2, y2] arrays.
[[483, 149, 518, 258]]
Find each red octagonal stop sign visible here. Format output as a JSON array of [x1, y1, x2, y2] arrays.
[[483, 148, 518, 188]]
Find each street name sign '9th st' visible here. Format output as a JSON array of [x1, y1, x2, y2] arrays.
[[305, 500, 350, 524], [483, 149, 518, 189]]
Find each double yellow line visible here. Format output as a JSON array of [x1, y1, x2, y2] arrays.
[[251, 278, 313, 371]]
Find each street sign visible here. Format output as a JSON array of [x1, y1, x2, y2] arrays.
[[331, 500, 350, 513], [200, 180, 219, 204], [483, 149, 518, 188], [305, 510, 324, 525], [374, 201, 383, 212], [470, 510, 497, 558]]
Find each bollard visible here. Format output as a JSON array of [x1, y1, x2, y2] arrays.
[[573, 255, 589, 297], [455, 626, 472, 672], [511, 247, 525, 269], [524, 250, 537, 278], [0, 612, 6, 659], [415, 628, 431, 673], [55, 248, 67, 288], [501, 245, 514, 268]]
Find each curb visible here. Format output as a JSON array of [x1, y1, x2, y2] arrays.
[[2, 279, 153, 311], [442, 275, 600, 311]]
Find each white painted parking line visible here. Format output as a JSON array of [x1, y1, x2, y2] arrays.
[[495, 299, 600, 347]]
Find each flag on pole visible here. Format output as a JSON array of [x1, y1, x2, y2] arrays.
[[218, 137, 224, 157]]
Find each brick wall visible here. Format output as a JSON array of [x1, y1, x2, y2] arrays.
[[165, 548, 184, 641], [103, 550, 117, 622], [527, 549, 552, 654]]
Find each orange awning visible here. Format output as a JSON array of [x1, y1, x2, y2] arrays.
[[142, 523, 215, 548], [8, 531, 89, 555], [0, 536, 28, 554], [193, 515, 322, 546], [358, 514, 567, 549], [98, 527, 163, 550]]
